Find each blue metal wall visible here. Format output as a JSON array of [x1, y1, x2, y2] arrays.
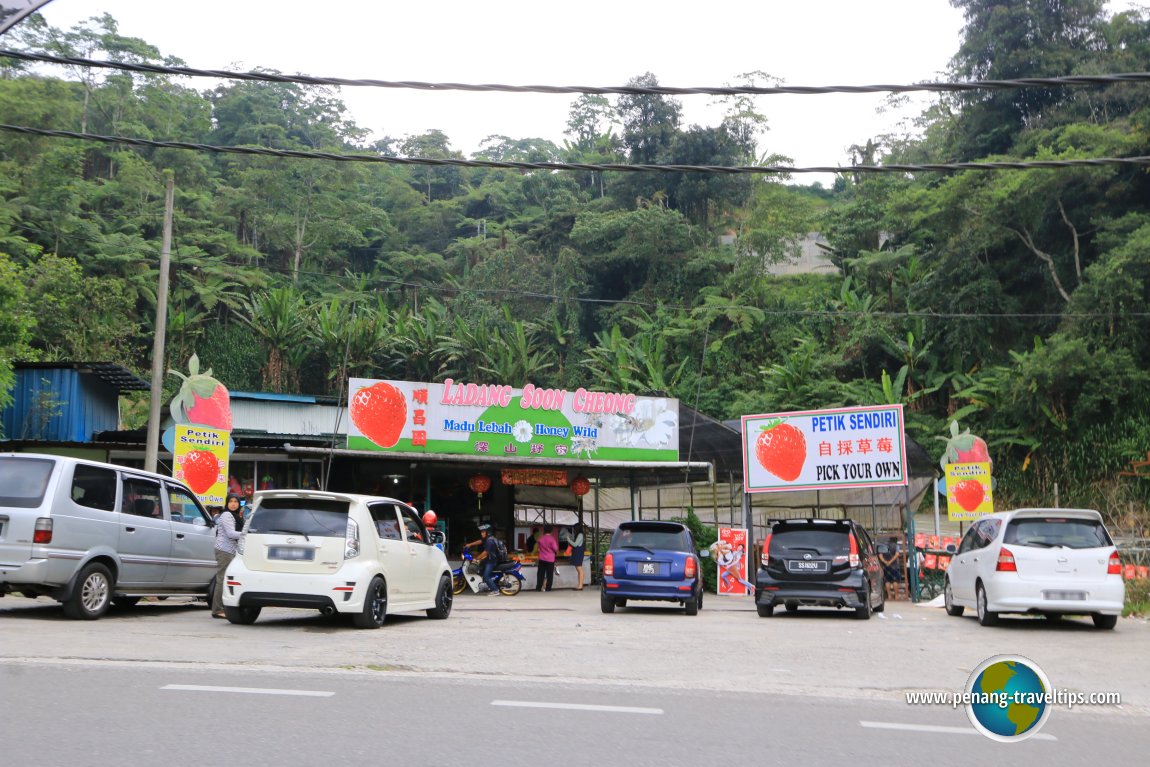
[[1, 368, 120, 442]]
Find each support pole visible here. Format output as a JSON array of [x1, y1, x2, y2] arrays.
[[144, 174, 174, 473]]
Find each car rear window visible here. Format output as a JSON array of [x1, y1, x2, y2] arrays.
[[0, 457, 54, 508], [611, 524, 690, 551], [1003, 517, 1113, 549], [248, 498, 351, 538], [770, 525, 850, 556]]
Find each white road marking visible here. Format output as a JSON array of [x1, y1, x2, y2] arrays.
[[860, 720, 1057, 741], [492, 699, 663, 715], [162, 684, 334, 697]]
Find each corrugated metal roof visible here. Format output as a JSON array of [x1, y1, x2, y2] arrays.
[[14, 361, 149, 392]]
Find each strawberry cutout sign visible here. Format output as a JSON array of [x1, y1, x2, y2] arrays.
[[169, 354, 232, 431], [937, 420, 990, 472]]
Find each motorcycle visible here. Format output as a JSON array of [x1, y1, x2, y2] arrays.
[[452, 547, 524, 596]]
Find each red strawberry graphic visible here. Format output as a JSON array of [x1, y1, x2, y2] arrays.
[[181, 449, 220, 494], [953, 479, 985, 512], [938, 420, 990, 469], [754, 419, 807, 482], [169, 354, 232, 431], [350, 381, 407, 448]]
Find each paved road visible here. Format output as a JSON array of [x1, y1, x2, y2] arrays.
[[1, 589, 1147, 763]]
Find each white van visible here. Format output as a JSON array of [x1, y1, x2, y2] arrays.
[[0, 453, 218, 619]]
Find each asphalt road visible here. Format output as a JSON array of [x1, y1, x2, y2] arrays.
[[1, 590, 1147, 765]]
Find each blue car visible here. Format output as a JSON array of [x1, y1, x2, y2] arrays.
[[600, 520, 703, 615]]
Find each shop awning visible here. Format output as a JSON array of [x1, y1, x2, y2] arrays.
[[280, 444, 714, 486]]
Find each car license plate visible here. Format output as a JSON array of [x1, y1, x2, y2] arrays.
[[1044, 590, 1086, 600], [268, 547, 314, 561], [786, 560, 828, 573], [639, 562, 658, 575]]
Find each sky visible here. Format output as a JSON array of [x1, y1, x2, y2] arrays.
[[22, 0, 1147, 186]]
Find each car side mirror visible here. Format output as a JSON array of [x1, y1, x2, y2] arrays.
[[429, 530, 445, 546], [876, 543, 890, 556], [945, 543, 957, 554]]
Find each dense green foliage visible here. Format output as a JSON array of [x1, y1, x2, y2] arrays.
[[1, 6, 1150, 528]]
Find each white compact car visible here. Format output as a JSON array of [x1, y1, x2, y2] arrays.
[[943, 508, 1125, 629], [222, 490, 453, 628]]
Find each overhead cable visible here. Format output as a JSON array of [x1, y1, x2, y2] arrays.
[[2, 48, 1150, 97], [2, 124, 1149, 174]]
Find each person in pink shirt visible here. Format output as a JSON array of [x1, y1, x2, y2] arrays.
[[535, 524, 558, 592]]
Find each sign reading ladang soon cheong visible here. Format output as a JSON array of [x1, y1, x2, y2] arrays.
[[741, 404, 908, 493], [345, 378, 679, 462]]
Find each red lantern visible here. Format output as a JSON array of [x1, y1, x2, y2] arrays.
[[468, 474, 492, 495], [570, 475, 591, 497]]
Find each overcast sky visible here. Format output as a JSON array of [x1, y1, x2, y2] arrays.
[[29, 0, 1145, 185]]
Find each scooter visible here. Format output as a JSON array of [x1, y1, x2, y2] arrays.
[[452, 547, 524, 596]]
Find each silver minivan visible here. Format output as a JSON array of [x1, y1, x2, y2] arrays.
[[0, 453, 218, 619]]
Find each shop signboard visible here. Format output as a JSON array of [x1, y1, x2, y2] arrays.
[[346, 378, 679, 462], [173, 424, 229, 506], [945, 461, 994, 520], [712, 527, 754, 596], [742, 404, 908, 493]]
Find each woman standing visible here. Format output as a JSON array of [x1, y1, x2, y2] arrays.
[[211, 494, 244, 618], [566, 524, 586, 591]]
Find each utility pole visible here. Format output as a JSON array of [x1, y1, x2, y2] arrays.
[[145, 173, 175, 473]]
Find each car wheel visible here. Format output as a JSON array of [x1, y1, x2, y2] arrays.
[[976, 583, 999, 626], [684, 589, 699, 616], [944, 578, 964, 617], [600, 590, 616, 614], [113, 596, 141, 609], [498, 574, 522, 596], [426, 574, 454, 619], [224, 605, 261, 625], [451, 574, 467, 595], [353, 577, 387, 629], [785, 603, 799, 614], [1092, 614, 1118, 630], [854, 585, 872, 620], [62, 563, 113, 620], [757, 604, 774, 618]]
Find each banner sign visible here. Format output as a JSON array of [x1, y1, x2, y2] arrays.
[[712, 527, 754, 596], [173, 424, 229, 506], [346, 378, 679, 462], [945, 462, 994, 520], [742, 404, 908, 493], [500, 469, 570, 486]]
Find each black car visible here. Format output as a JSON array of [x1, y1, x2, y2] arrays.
[[600, 521, 704, 615], [755, 518, 886, 619]]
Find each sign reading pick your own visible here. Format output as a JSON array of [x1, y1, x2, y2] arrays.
[[345, 378, 680, 462], [741, 404, 908, 493]]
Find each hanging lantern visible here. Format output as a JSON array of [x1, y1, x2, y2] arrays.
[[570, 475, 591, 497], [468, 474, 492, 495], [468, 473, 491, 511]]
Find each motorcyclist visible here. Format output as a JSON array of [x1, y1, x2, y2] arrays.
[[476, 524, 502, 596]]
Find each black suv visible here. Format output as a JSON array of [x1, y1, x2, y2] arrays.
[[755, 518, 886, 619]]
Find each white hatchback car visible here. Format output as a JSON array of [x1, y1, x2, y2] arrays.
[[944, 508, 1125, 629], [222, 490, 453, 628]]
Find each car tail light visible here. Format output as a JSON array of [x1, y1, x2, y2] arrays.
[[32, 518, 53, 544], [685, 556, 697, 578], [603, 553, 614, 577], [236, 533, 246, 555], [848, 534, 860, 568], [996, 546, 1017, 572], [344, 518, 360, 559], [1107, 550, 1121, 575], [760, 534, 772, 567]]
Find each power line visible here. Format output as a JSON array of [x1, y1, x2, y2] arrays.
[[3, 48, 1150, 97], [3, 123, 1149, 174]]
